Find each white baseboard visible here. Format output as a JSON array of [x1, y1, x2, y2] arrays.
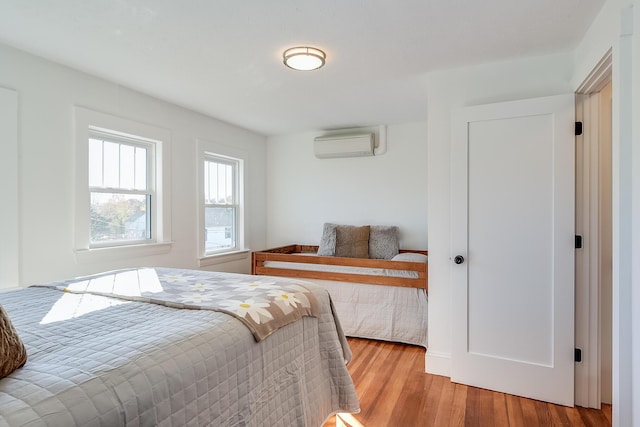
[[426, 350, 451, 377]]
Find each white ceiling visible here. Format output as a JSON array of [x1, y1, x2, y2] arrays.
[[0, 1, 605, 136]]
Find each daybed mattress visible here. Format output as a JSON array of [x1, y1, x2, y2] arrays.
[[264, 256, 428, 348], [0, 268, 359, 426]]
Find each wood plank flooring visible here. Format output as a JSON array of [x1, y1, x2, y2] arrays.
[[323, 338, 612, 427]]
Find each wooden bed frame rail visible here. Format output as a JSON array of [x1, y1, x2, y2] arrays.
[[252, 244, 428, 292]]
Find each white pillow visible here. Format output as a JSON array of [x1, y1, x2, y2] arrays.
[[391, 252, 428, 263]]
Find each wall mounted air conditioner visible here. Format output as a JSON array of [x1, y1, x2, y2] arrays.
[[313, 133, 375, 158]]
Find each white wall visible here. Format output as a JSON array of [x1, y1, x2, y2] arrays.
[[265, 122, 428, 250], [425, 52, 574, 376], [0, 42, 267, 287], [631, 4, 640, 425]]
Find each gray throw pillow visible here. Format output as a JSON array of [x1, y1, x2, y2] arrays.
[[317, 223, 337, 256], [335, 225, 370, 258], [369, 225, 400, 259]]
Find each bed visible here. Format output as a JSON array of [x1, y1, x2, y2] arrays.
[[0, 267, 359, 426], [252, 244, 428, 348]]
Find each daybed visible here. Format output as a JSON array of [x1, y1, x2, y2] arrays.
[[252, 225, 428, 349], [252, 244, 428, 290], [0, 267, 359, 426]]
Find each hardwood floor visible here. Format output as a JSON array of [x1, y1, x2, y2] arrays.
[[323, 338, 612, 427]]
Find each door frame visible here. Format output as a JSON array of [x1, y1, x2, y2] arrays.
[[574, 49, 613, 409]]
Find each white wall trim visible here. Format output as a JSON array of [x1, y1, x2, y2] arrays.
[[627, 3, 640, 427], [574, 49, 613, 408], [576, 49, 613, 94], [0, 87, 19, 290], [75, 242, 172, 264], [575, 81, 613, 408], [613, 5, 636, 427], [426, 350, 451, 377], [198, 249, 250, 267]]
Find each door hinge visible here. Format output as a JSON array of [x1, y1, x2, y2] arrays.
[[575, 348, 582, 363], [575, 121, 583, 136], [575, 235, 583, 249]]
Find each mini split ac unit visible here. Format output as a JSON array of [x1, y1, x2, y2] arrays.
[[313, 133, 374, 158]]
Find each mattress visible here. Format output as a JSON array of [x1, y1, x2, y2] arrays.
[[263, 257, 428, 348], [0, 268, 359, 426]]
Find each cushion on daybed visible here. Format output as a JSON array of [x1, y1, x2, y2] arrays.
[[317, 223, 337, 256], [391, 252, 428, 263], [0, 304, 27, 378], [318, 223, 402, 259], [335, 225, 370, 258], [369, 225, 400, 259]]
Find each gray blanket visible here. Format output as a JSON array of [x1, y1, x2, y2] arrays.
[[0, 269, 359, 426]]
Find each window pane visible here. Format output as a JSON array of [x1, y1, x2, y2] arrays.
[[205, 206, 236, 251], [135, 146, 147, 190], [216, 163, 233, 204], [206, 160, 218, 203], [88, 138, 103, 187], [90, 192, 149, 243], [90, 137, 149, 192], [120, 144, 135, 189], [103, 141, 120, 188], [217, 163, 227, 203], [204, 161, 210, 203], [205, 159, 235, 205]]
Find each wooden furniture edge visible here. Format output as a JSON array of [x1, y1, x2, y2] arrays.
[[252, 245, 428, 292]]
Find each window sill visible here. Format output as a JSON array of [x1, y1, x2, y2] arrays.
[[75, 242, 173, 264], [198, 249, 250, 267]]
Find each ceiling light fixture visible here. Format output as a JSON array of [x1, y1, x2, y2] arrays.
[[283, 46, 326, 71]]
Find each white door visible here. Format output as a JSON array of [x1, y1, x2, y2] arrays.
[[451, 94, 576, 406]]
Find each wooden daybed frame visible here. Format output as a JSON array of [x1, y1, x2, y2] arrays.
[[252, 244, 428, 292]]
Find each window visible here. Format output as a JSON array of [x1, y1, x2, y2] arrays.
[[74, 107, 171, 261], [203, 155, 239, 254], [196, 139, 247, 265], [88, 131, 153, 246]]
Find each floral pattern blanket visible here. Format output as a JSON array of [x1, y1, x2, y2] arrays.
[[35, 267, 319, 342]]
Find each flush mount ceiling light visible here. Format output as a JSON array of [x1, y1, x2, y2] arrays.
[[283, 46, 326, 71]]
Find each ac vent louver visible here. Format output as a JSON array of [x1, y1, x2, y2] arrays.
[[313, 133, 374, 158]]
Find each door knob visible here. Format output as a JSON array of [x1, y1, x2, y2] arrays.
[[454, 255, 465, 264]]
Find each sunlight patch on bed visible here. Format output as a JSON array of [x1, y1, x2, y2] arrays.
[[40, 268, 163, 324], [40, 292, 130, 324], [64, 267, 163, 296]]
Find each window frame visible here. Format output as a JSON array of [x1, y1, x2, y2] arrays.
[[203, 154, 240, 254], [88, 130, 156, 247], [197, 139, 248, 265], [74, 107, 172, 262]]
